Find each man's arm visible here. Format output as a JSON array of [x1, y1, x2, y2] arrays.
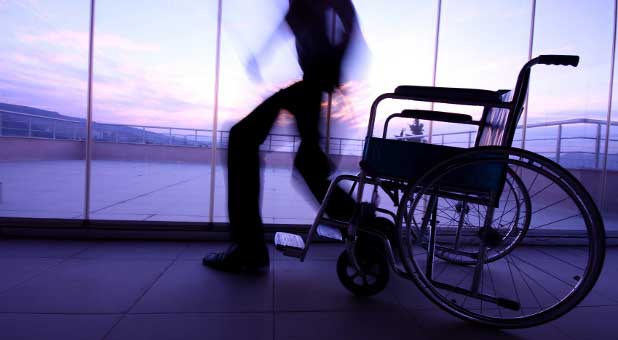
[[331, 0, 358, 51], [246, 18, 290, 82]]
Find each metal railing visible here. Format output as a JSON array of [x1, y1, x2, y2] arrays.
[[1, 109, 617, 169]]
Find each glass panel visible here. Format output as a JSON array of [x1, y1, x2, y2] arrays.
[[90, 0, 217, 221], [0, 1, 89, 218], [527, 0, 614, 229], [607, 26, 618, 229], [433, 0, 531, 147], [216, 0, 316, 225], [330, 0, 439, 147]]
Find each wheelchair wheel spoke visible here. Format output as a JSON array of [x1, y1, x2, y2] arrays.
[[532, 247, 586, 271], [531, 197, 570, 215], [531, 213, 581, 230], [528, 181, 555, 199]]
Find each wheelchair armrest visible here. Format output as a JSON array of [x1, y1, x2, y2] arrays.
[[394, 85, 510, 108], [400, 109, 476, 124]]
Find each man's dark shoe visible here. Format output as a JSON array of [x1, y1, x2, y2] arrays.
[[202, 244, 269, 273]]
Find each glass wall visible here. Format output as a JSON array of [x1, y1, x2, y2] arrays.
[[0, 0, 615, 231], [432, 0, 531, 147], [526, 0, 614, 210], [215, 0, 317, 224], [607, 28, 618, 224], [0, 1, 89, 218], [329, 0, 439, 147], [90, 0, 218, 221]]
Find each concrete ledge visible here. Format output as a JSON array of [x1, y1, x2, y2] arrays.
[[0, 136, 362, 169], [0, 137, 84, 161]]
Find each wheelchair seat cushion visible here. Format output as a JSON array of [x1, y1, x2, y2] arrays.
[[362, 137, 506, 195]]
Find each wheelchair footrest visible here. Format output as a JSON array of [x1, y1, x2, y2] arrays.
[[274, 232, 305, 258], [317, 224, 343, 241]]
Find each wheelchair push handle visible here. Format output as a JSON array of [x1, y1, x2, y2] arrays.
[[536, 55, 579, 67]]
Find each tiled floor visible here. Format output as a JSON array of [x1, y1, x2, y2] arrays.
[[0, 237, 616, 340]]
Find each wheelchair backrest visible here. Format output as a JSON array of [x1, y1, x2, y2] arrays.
[[476, 90, 513, 147], [476, 62, 532, 148]]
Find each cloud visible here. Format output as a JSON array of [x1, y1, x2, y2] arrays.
[[18, 30, 161, 54]]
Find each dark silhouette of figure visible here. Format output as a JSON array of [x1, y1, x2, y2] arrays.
[[203, 0, 362, 272]]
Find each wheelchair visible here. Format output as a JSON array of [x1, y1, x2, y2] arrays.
[[274, 55, 606, 328]]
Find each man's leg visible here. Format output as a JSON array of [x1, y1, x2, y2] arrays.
[[285, 82, 356, 221], [204, 89, 284, 271]]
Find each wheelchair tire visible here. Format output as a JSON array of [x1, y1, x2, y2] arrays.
[[337, 241, 390, 297], [397, 147, 605, 328]]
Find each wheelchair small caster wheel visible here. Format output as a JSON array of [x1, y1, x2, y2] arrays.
[[336, 245, 389, 297]]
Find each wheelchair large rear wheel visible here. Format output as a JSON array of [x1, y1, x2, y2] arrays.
[[398, 147, 605, 328]]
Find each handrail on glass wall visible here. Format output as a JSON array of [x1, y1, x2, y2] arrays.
[[2, 109, 616, 169]]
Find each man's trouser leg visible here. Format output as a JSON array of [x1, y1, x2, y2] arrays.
[[284, 82, 356, 222], [227, 91, 281, 248]]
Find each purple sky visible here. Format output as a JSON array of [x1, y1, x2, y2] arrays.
[[0, 0, 616, 140]]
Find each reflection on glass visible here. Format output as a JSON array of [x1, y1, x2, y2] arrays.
[[90, 0, 217, 221], [432, 0, 531, 147], [606, 31, 618, 225], [332, 0, 439, 145], [0, 1, 89, 218], [215, 0, 314, 224], [527, 0, 613, 219]]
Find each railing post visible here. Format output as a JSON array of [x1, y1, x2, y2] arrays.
[[292, 135, 296, 152], [52, 121, 57, 139], [142, 127, 146, 144], [595, 123, 602, 169], [339, 138, 343, 155], [195, 129, 198, 144], [441, 135, 445, 145], [468, 131, 472, 148], [168, 128, 172, 145], [556, 124, 562, 164]]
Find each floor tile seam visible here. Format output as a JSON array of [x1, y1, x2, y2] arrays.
[[272, 310, 408, 315], [398, 307, 586, 340], [273, 259, 338, 262], [124, 311, 276, 316], [70, 256, 186, 261], [90, 178, 195, 215], [0, 253, 77, 296], [100, 314, 126, 340], [541, 322, 578, 340], [173, 258, 338, 263], [0, 312, 122, 315], [67, 240, 102, 259], [128, 243, 193, 319], [124, 258, 177, 315], [272, 259, 276, 340], [174, 243, 194, 260], [572, 303, 618, 309], [0, 311, 277, 316], [0, 255, 70, 260]]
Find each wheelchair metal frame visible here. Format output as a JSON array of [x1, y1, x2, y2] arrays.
[[276, 55, 605, 328]]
